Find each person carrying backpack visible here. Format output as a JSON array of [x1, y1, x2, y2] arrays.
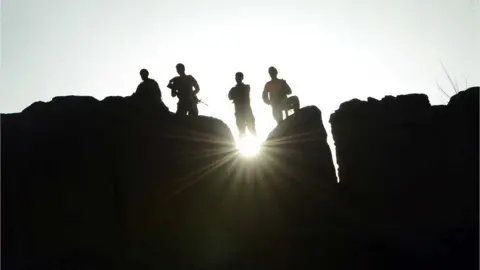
[[262, 66, 292, 124]]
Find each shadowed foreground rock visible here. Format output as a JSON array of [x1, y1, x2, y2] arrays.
[[2, 96, 338, 269], [2, 87, 478, 269], [330, 87, 479, 269], [2, 96, 236, 269], [265, 106, 337, 188]]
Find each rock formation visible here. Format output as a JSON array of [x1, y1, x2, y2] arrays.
[[330, 87, 479, 269], [2, 96, 235, 269], [1, 87, 478, 269], [1, 95, 338, 269]]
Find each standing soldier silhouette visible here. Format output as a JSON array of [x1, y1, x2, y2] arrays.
[[262, 66, 292, 124], [228, 72, 257, 138], [167, 63, 200, 116]]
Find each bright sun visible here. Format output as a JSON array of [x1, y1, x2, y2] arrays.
[[237, 135, 261, 157]]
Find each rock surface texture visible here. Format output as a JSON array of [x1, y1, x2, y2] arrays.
[[2, 87, 478, 269], [330, 87, 479, 269]]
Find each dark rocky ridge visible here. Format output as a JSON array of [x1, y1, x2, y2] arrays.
[[265, 105, 337, 189], [2, 96, 338, 269], [2, 96, 236, 269], [1, 87, 478, 269], [330, 87, 479, 269]]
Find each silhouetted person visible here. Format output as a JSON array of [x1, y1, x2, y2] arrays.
[[262, 66, 292, 124], [167, 63, 200, 116], [132, 69, 162, 105], [229, 72, 257, 138]]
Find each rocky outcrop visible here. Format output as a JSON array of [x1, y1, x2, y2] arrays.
[[1, 95, 340, 269], [265, 106, 337, 188], [1, 96, 235, 269], [330, 87, 479, 269], [2, 86, 478, 269]]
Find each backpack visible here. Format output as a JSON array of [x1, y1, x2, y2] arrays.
[[282, 79, 292, 96]]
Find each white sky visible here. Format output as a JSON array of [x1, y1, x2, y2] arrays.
[[1, 0, 479, 146]]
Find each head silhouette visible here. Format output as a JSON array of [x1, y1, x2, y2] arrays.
[[140, 69, 149, 81], [176, 63, 185, 76], [235, 72, 244, 84], [268, 66, 278, 79]]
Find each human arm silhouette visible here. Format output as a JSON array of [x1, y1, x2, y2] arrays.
[[167, 78, 177, 97], [132, 83, 141, 98], [262, 84, 270, 105], [283, 80, 292, 95], [228, 88, 234, 101], [190, 76, 200, 95]]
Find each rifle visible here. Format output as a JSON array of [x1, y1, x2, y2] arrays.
[[193, 94, 208, 107]]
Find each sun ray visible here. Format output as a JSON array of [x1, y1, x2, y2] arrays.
[[265, 130, 324, 147], [158, 149, 239, 203]]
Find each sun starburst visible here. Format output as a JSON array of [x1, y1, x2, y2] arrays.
[[237, 135, 261, 157]]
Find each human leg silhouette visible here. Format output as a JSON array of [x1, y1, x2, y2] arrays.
[[272, 105, 283, 124], [176, 102, 188, 115], [245, 107, 256, 136], [236, 110, 247, 138], [189, 103, 199, 116]]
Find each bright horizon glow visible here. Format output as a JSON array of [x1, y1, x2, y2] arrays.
[[237, 135, 261, 157]]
